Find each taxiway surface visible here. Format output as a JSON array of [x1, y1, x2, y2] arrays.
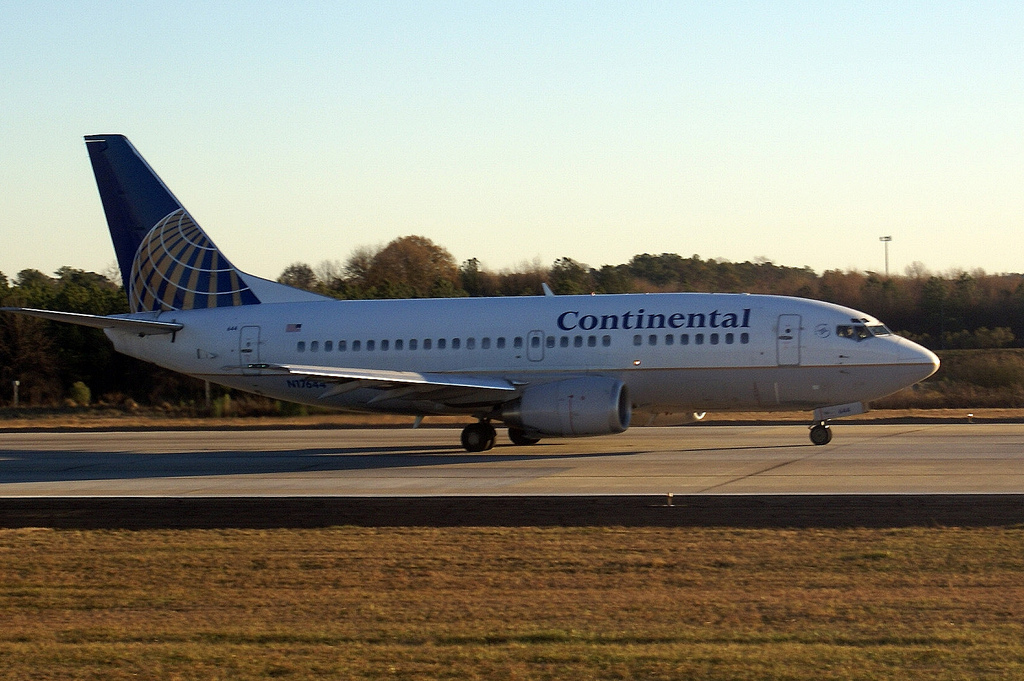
[[1, 423, 1023, 497]]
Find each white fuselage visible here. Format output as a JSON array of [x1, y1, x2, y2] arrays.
[[105, 292, 939, 419]]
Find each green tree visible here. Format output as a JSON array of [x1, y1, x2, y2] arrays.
[[0, 311, 60, 405], [278, 263, 320, 292], [549, 257, 593, 295], [460, 258, 500, 297], [628, 253, 683, 288], [592, 265, 634, 294], [14, 269, 57, 308]]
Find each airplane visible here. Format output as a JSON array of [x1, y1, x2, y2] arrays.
[[2, 134, 939, 451]]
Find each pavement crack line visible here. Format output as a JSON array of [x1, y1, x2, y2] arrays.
[[694, 424, 934, 493], [695, 439, 860, 493], [696, 455, 817, 493]]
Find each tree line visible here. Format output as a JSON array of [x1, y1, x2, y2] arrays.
[[281, 235, 1024, 351], [2, 234, 1023, 406]]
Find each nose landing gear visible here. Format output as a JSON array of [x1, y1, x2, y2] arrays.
[[809, 421, 832, 446], [808, 402, 865, 445]]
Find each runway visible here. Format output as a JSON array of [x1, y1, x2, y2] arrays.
[[1, 422, 1023, 496], [1, 423, 1023, 528]]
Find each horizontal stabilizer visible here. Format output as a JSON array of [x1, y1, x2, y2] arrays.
[[0, 307, 182, 335]]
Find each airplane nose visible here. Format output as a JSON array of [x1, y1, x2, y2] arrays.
[[899, 338, 940, 383]]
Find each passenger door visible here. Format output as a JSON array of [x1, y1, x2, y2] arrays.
[[776, 315, 801, 366]]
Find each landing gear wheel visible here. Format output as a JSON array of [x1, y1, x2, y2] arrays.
[[461, 422, 497, 452], [508, 427, 541, 446], [809, 422, 832, 446]]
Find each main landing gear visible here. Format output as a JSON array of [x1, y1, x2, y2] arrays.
[[460, 422, 543, 451], [507, 427, 541, 447], [809, 421, 833, 446], [461, 421, 497, 452]]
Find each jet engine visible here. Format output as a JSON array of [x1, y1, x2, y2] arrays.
[[501, 376, 631, 437]]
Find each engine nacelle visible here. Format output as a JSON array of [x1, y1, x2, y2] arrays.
[[501, 376, 631, 437]]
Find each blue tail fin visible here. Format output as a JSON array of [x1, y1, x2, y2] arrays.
[[85, 134, 260, 312]]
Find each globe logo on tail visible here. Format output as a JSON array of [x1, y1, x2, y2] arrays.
[[129, 209, 259, 312]]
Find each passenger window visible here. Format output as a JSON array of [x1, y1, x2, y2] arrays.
[[529, 336, 539, 348], [602, 335, 611, 347], [423, 339, 432, 350], [695, 334, 705, 345], [545, 336, 555, 348], [497, 337, 506, 349], [680, 334, 689, 345], [588, 336, 597, 347], [395, 339, 403, 351], [438, 338, 447, 350], [665, 335, 674, 346], [409, 339, 417, 350], [560, 336, 569, 348], [741, 333, 749, 344], [467, 338, 476, 350], [338, 340, 346, 351], [452, 338, 461, 350], [648, 334, 657, 346], [574, 336, 583, 348], [725, 333, 734, 344], [353, 340, 361, 351], [310, 341, 319, 352], [482, 337, 491, 349], [710, 333, 719, 345], [367, 340, 375, 351], [324, 341, 333, 352], [297, 341, 306, 352]]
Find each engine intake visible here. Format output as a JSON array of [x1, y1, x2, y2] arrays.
[[501, 376, 631, 437]]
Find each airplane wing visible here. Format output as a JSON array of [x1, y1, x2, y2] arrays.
[[256, 362, 518, 406], [0, 307, 182, 335]]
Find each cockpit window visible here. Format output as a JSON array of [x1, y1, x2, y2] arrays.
[[836, 324, 872, 341], [868, 325, 891, 336]]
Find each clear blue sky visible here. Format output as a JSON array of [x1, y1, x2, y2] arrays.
[[2, 1, 1022, 282]]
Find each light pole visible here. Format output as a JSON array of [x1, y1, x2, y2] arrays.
[[879, 236, 892, 277]]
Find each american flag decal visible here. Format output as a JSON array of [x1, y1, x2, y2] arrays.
[[286, 323, 302, 333]]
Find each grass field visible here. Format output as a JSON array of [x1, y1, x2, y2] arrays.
[[1, 526, 1023, 679]]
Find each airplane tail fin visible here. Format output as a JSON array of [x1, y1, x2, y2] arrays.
[[85, 134, 261, 312]]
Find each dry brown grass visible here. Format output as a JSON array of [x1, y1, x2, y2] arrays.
[[1, 526, 1023, 679]]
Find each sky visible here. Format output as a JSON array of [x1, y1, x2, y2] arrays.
[[2, 1, 1023, 283]]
